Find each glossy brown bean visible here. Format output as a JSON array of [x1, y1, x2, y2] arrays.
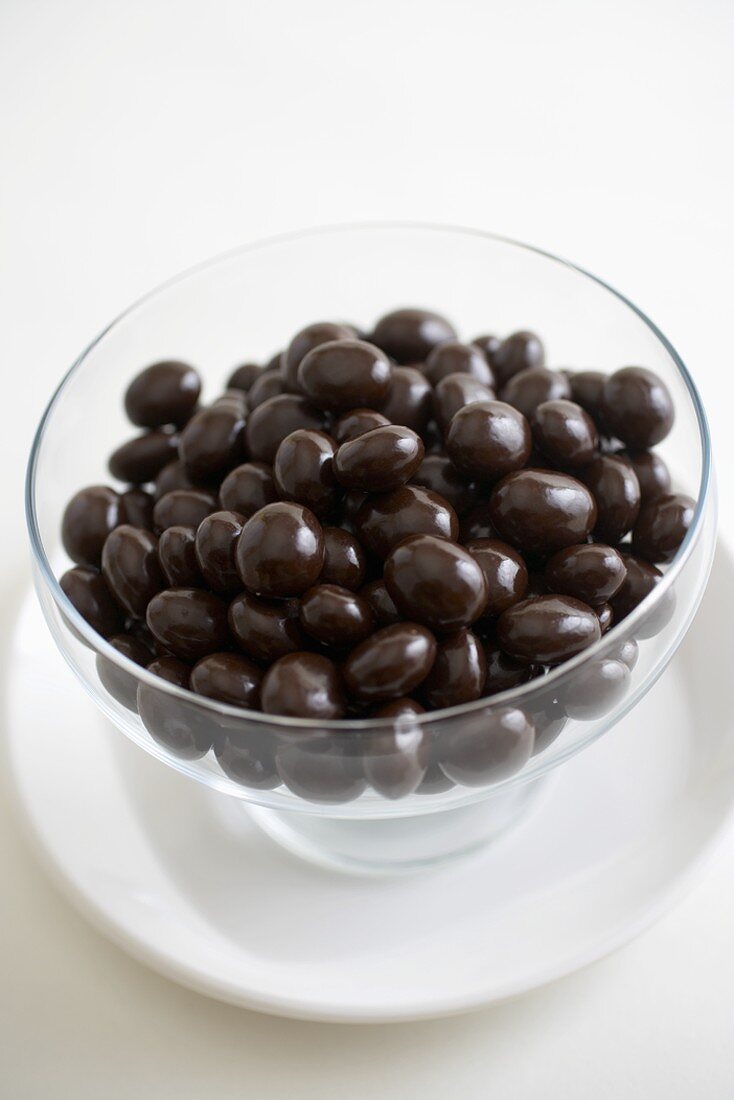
[[355, 484, 458, 558], [423, 341, 495, 388], [298, 339, 393, 411], [146, 588, 230, 661], [219, 462, 277, 516], [491, 331, 545, 387], [299, 584, 375, 646], [471, 333, 501, 364], [190, 652, 262, 707], [334, 425, 424, 492], [272, 430, 339, 517], [119, 487, 154, 530], [261, 652, 346, 717], [359, 579, 401, 626], [465, 538, 529, 614], [581, 455, 641, 543], [319, 526, 366, 590], [333, 408, 391, 443], [544, 543, 627, 606], [60, 566, 125, 638], [384, 534, 488, 632], [482, 640, 538, 695], [632, 493, 695, 563], [154, 459, 197, 500], [153, 489, 217, 534], [228, 590, 305, 661], [602, 366, 674, 448], [158, 525, 201, 587], [501, 367, 571, 420], [421, 629, 486, 709], [227, 363, 261, 392], [621, 449, 671, 503], [245, 394, 325, 464], [101, 525, 164, 618], [439, 706, 535, 786], [531, 399, 598, 469], [379, 366, 433, 432], [109, 430, 178, 485], [497, 595, 601, 664], [281, 322, 355, 392], [370, 307, 457, 364], [214, 724, 280, 790], [432, 372, 496, 432], [62, 485, 123, 567], [96, 633, 152, 710], [195, 510, 245, 592], [178, 405, 246, 479], [563, 658, 630, 720], [236, 501, 324, 597], [247, 370, 285, 408], [596, 603, 614, 633], [124, 362, 201, 428], [445, 401, 532, 480], [275, 737, 366, 803], [568, 370, 608, 426], [490, 469, 597, 555], [410, 454, 479, 516], [363, 721, 430, 799], [342, 622, 437, 702]]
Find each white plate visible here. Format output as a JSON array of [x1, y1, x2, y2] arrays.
[[7, 547, 734, 1023]]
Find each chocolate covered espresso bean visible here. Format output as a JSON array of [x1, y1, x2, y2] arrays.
[[146, 588, 230, 662], [124, 362, 201, 428], [119, 487, 154, 530], [501, 367, 571, 420], [355, 484, 458, 558], [581, 455, 641, 543], [432, 372, 496, 432], [229, 590, 305, 661], [602, 366, 674, 448], [333, 408, 390, 443], [319, 526, 366, 590], [531, 399, 598, 468], [245, 394, 325, 464], [334, 425, 424, 492], [195, 510, 245, 592], [411, 454, 479, 516], [384, 534, 488, 632], [423, 341, 495, 388], [281, 322, 355, 393], [632, 493, 695, 563], [153, 489, 217, 534], [465, 538, 528, 614], [544, 543, 627, 606], [261, 652, 346, 718], [379, 366, 433, 432], [236, 501, 324, 597], [497, 595, 601, 664], [190, 652, 261, 707], [490, 469, 597, 555], [219, 462, 277, 516], [343, 623, 437, 702], [446, 401, 532, 480], [299, 584, 375, 647], [227, 363, 261, 393], [421, 629, 486, 709], [274, 430, 339, 517], [298, 339, 392, 411], [179, 405, 246, 479], [60, 565, 124, 638], [101, 525, 164, 618], [440, 706, 535, 786], [492, 331, 545, 387], [158, 525, 201, 587], [109, 430, 178, 484], [62, 485, 123, 567], [370, 307, 457, 363]]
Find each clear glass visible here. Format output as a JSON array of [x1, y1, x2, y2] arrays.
[[26, 224, 716, 872]]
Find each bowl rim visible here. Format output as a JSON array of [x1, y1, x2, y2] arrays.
[[25, 220, 714, 731]]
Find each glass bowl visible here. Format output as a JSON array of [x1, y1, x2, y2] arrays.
[[26, 224, 716, 872]]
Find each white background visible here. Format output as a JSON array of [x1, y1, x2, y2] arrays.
[[1, 0, 733, 1095]]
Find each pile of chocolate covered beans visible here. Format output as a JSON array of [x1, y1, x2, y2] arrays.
[[59, 307, 693, 787]]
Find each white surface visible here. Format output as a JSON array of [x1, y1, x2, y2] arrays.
[[8, 556, 734, 1021], [1, 0, 733, 1093]]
